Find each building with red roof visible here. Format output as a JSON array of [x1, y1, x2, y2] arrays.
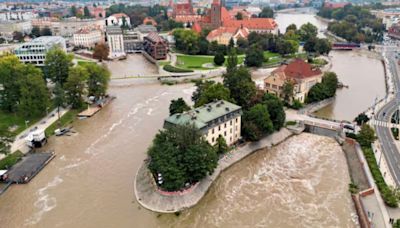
[[143, 17, 158, 26], [206, 26, 249, 45], [264, 59, 323, 102], [143, 32, 169, 60], [324, 2, 350, 9]]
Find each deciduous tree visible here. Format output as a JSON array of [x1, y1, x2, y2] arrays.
[[64, 66, 88, 109], [44, 47, 73, 85], [93, 43, 109, 62], [169, 98, 190, 115], [84, 64, 110, 100]]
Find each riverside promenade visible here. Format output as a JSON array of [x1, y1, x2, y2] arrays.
[[134, 128, 293, 213]]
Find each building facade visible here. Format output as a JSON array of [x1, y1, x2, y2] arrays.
[[14, 36, 66, 66], [106, 26, 125, 58], [32, 17, 105, 37], [73, 28, 103, 48], [143, 32, 168, 60], [164, 100, 242, 146], [123, 30, 143, 53], [264, 59, 323, 103], [106, 13, 131, 27]]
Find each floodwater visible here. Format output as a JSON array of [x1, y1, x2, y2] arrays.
[[275, 12, 386, 121], [0, 79, 357, 228], [160, 134, 357, 228], [105, 54, 158, 78], [0, 12, 358, 228], [315, 51, 386, 121]]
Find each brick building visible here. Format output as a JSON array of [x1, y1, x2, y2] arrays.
[[143, 32, 168, 60]]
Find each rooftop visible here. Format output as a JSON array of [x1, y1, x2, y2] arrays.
[[273, 59, 322, 80], [164, 100, 242, 129]]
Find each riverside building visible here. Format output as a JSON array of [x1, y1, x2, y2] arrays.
[[14, 36, 66, 66], [164, 100, 242, 146]]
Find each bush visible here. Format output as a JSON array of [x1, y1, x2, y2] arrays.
[[285, 121, 297, 126], [163, 64, 194, 73], [361, 146, 398, 207], [213, 52, 225, 66], [291, 99, 303, 110], [0, 151, 23, 170]]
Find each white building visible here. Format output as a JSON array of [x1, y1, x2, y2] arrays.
[[0, 11, 38, 22], [164, 100, 242, 146], [73, 28, 103, 48], [14, 36, 66, 66], [106, 13, 131, 27], [106, 26, 125, 58], [0, 21, 32, 39]]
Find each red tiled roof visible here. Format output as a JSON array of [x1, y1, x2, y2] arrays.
[[324, 2, 349, 9], [143, 17, 157, 26], [279, 59, 322, 79], [222, 18, 277, 30], [207, 26, 249, 40], [175, 15, 201, 23], [146, 32, 165, 43], [192, 22, 202, 33]]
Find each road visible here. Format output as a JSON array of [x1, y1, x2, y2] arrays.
[[375, 45, 400, 186]]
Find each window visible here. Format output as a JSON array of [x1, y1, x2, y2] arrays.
[[236, 118, 238, 123], [230, 120, 232, 126], [212, 137, 215, 143], [224, 123, 227, 128], [224, 131, 226, 136], [230, 129, 232, 133], [212, 129, 215, 134], [218, 126, 221, 131]]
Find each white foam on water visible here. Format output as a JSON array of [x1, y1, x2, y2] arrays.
[[147, 108, 153, 116], [24, 176, 63, 226], [171, 134, 355, 228]]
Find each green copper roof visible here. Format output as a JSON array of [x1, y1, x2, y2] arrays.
[[164, 100, 241, 129]]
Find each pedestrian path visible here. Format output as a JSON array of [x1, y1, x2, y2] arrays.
[[370, 119, 397, 128]]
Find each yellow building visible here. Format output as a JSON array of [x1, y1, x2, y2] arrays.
[[164, 100, 242, 146], [264, 59, 323, 103]]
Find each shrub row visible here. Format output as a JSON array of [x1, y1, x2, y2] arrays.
[[163, 64, 194, 73], [362, 146, 398, 207], [0, 151, 23, 170]]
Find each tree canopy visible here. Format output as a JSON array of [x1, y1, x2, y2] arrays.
[[169, 98, 190, 115], [223, 66, 256, 109], [259, 7, 274, 18], [242, 104, 274, 141], [44, 47, 74, 85], [64, 66, 89, 109], [147, 124, 218, 191], [85, 64, 110, 100]]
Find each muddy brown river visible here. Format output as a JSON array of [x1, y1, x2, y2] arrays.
[[0, 11, 369, 228]]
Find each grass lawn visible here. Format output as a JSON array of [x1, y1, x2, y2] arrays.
[[0, 111, 43, 137], [177, 54, 246, 70], [45, 109, 81, 137], [263, 51, 280, 59], [0, 150, 23, 169], [157, 61, 171, 67], [77, 61, 97, 67]]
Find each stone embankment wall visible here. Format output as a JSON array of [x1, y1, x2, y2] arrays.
[[134, 128, 294, 213]]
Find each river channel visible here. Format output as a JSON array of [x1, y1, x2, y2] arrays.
[[0, 11, 378, 228]]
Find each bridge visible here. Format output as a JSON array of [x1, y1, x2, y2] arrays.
[[332, 42, 361, 50]]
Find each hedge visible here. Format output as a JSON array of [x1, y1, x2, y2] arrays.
[[0, 151, 24, 170], [163, 64, 194, 73], [361, 146, 398, 207]]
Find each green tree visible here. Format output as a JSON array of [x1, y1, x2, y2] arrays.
[[298, 23, 318, 41], [121, 16, 129, 29], [169, 98, 190, 115], [0, 56, 23, 112], [242, 104, 273, 141], [286, 24, 297, 33], [84, 64, 110, 100], [70, 5, 77, 17], [84, 6, 91, 18], [262, 93, 285, 130], [0, 129, 12, 155], [282, 80, 294, 103], [226, 49, 238, 73], [40, 27, 52, 36], [12, 31, 24, 42], [192, 80, 214, 104], [355, 113, 370, 126], [223, 67, 256, 108], [322, 72, 338, 97], [245, 46, 264, 67], [315, 38, 332, 54], [214, 135, 228, 155], [147, 124, 218, 191], [235, 12, 243, 20], [259, 7, 274, 18], [44, 47, 73, 85], [31, 26, 40, 37], [304, 36, 317, 53], [276, 39, 298, 55], [64, 66, 88, 109], [172, 29, 200, 54], [53, 82, 66, 127], [228, 38, 235, 50], [195, 82, 232, 107], [18, 66, 50, 118], [358, 124, 376, 147], [214, 52, 225, 66]]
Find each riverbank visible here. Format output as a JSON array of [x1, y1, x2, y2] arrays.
[[134, 128, 294, 213]]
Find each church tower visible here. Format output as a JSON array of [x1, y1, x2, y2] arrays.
[[211, 0, 221, 29]]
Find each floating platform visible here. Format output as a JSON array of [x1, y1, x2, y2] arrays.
[[5, 152, 55, 184], [77, 96, 115, 118]]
